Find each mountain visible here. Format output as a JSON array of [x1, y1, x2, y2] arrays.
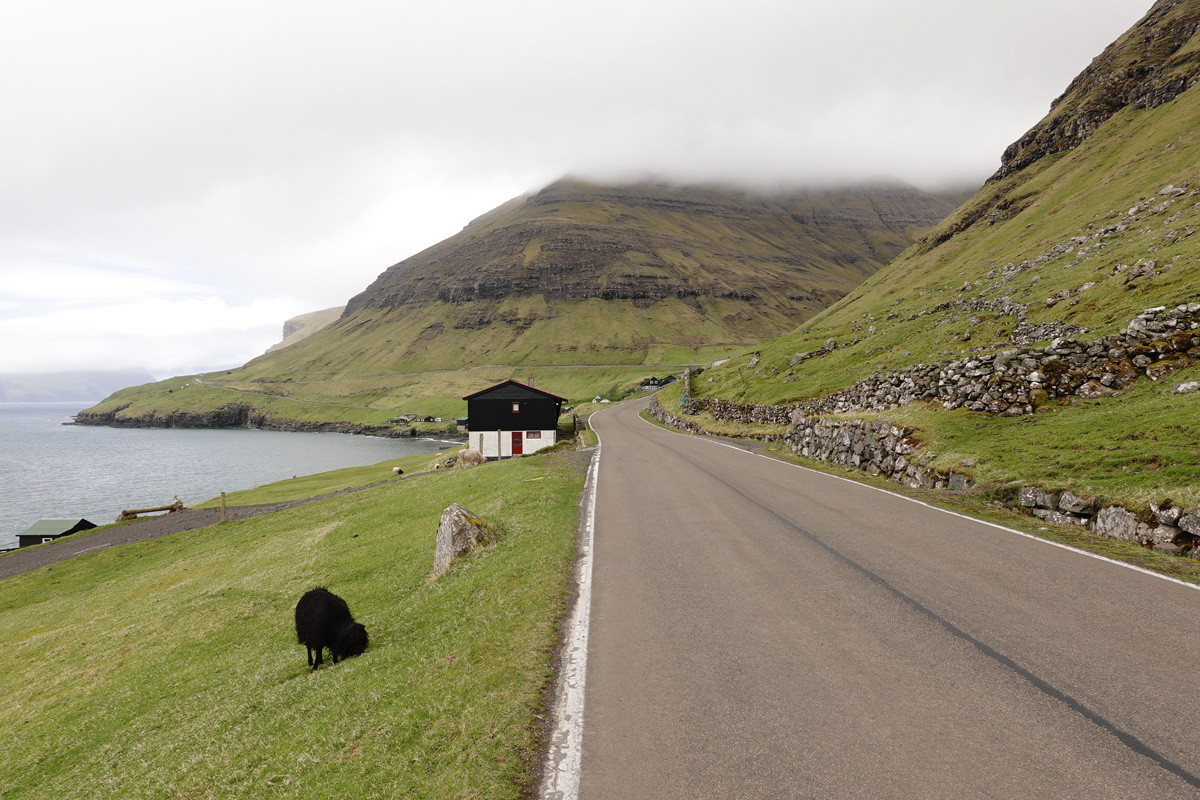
[[75, 179, 960, 429], [0, 370, 157, 403], [689, 0, 1200, 510], [264, 306, 344, 354], [247, 179, 961, 376]]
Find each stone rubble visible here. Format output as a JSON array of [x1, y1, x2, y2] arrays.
[[686, 304, 1200, 421]]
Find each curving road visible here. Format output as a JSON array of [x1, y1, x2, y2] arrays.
[[578, 398, 1200, 798]]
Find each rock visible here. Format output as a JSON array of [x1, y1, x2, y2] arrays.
[[433, 503, 487, 576], [1091, 505, 1143, 542], [1058, 491, 1096, 515], [1076, 380, 1116, 399], [1151, 501, 1182, 527], [1033, 508, 1085, 526], [948, 472, 970, 491], [1174, 381, 1200, 394], [1153, 542, 1184, 556], [1145, 362, 1173, 381], [1143, 523, 1179, 546], [1179, 508, 1200, 536], [1018, 486, 1059, 510]]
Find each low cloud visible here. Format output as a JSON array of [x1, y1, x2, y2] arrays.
[[0, 0, 1152, 376], [0, 296, 305, 376]]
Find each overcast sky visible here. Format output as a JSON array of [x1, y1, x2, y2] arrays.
[[0, 0, 1154, 379]]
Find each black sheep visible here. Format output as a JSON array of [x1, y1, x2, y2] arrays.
[[294, 587, 369, 671]]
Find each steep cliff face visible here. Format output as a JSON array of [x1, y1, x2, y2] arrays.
[[344, 180, 960, 315], [266, 306, 345, 354], [995, 0, 1200, 180]]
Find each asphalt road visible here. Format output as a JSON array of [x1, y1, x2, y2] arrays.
[[579, 398, 1200, 799]]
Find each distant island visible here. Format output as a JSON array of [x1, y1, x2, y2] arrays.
[[0, 370, 158, 403]]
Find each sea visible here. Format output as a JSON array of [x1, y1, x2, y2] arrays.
[[0, 402, 453, 550]]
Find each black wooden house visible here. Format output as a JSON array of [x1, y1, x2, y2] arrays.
[[462, 380, 566, 459]]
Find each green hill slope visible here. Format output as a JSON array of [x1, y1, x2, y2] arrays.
[[247, 179, 961, 374], [78, 180, 959, 429], [0, 452, 585, 799], [687, 0, 1200, 510]]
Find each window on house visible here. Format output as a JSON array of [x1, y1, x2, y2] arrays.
[[527, 431, 541, 439], [512, 402, 520, 413], [42, 537, 54, 543]]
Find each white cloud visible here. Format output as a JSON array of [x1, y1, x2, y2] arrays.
[[0, 0, 1154, 376], [0, 296, 305, 376]]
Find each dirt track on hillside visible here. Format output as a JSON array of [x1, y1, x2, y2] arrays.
[[0, 479, 402, 581]]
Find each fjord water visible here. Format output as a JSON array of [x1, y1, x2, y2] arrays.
[[0, 403, 449, 549]]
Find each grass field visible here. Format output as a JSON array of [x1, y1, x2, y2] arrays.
[[190, 448, 461, 509], [80, 363, 704, 431], [0, 451, 588, 799]]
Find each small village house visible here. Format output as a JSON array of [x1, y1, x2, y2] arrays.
[[462, 380, 566, 460], [16, 518, 96, 548]]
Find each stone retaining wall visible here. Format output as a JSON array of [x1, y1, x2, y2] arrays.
[[656, 365, 1200, 556], [682, 304, 1200, 422], [784, 414, 973, 491], [1015, 487, 1200, 556], [652, 394, 972, 492]]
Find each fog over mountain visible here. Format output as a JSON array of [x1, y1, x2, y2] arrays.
[[0, 0, 1152, 376]]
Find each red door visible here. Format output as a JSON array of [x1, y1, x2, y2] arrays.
[[511, 431, 523, 455]]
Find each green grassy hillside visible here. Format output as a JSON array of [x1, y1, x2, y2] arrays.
[[78, 180, 959, 430], [0, 451, 586, 799], [75, 362, 672, 431], [688, 0, 1200, 512]]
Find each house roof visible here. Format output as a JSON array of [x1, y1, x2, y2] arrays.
[[462, 380, 567, 403], [17, 519, 97, 539]]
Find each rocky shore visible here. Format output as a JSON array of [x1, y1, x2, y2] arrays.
[[70, 402, 453, 439]]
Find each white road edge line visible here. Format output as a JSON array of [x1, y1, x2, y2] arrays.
[[539, 426, 604, 799], [639, 405, 1200, 593]]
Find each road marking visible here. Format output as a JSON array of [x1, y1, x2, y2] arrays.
[[539, 430, 603, 799], [73, 544, 111, 555], [638, 407, 1200, 593]]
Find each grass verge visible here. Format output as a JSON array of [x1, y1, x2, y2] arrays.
[[0, 451, 588, 799], [191, 448, 462, 508]]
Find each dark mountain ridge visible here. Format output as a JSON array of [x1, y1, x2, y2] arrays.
[[345, 179, 960, 314], [996, 0, 1200, 180]]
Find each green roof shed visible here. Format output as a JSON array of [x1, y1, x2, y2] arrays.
[[16, 519, 97, 548]]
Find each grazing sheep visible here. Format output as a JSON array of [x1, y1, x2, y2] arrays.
[[392, 466, 404, 475], [458, 448, 486, 466], [294, 587, 368, 671]]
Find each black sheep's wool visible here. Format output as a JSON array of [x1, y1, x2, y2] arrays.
[[294, 587, 369, 671]]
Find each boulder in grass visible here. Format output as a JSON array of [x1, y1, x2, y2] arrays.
[[434, 503, 487, 576]]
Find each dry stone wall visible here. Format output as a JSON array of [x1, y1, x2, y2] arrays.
[[783, 414, 973, 491], [656, 306, 1200, 556], [684, 304, 1199, 421], [795, 303, 1200, 417], [1017, 488, 1200, 556], [658, 389, 1200, 555]]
